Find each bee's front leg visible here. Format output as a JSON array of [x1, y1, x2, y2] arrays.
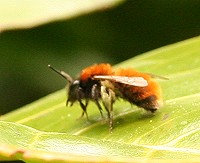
[[78, 100, 89, 120]]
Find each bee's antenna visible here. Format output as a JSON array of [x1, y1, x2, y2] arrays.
[[48, 64, 73, 83]]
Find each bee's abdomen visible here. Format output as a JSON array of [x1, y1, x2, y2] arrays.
[[134, 95, 160, 112]]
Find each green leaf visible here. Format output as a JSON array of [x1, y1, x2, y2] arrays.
[[1, 36, 200, 162], [0, 0, 124, 31]]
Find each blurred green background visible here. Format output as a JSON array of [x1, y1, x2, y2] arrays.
[[0, 1, 200, 115]]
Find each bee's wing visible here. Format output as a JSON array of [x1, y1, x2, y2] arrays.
[[93, 75, 148, 87], [146, 73, 169, 80]]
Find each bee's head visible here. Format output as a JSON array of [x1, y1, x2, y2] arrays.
[[48, 65, 84, 106], [67, 80, 84, 106]]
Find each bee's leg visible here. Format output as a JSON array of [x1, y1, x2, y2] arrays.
[[95, 100, 104, 118], [100, 85, 115, 132], [92, 84, 104, 118], [79, 100, 89, 120]]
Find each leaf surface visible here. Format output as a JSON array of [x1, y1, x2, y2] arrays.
[[1, 36, 200, 162]]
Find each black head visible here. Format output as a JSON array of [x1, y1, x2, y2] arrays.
[[48, 65, 84, 106], [67, 80, 85, 106]]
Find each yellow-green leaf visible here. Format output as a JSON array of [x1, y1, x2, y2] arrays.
[[1, 36, 200, 162]]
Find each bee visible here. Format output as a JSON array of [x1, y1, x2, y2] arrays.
[[48, 63, 163, 132]]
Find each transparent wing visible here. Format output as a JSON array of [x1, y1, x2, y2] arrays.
[[146, 73, 169, 80], [93, 75, 148, 87]]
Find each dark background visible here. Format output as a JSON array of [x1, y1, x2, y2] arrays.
[[0, 1, 200, 115]]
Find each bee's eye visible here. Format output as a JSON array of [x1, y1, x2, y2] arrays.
[[70, 80, 80, 91]]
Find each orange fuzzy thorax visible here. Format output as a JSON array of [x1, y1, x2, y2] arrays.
[[80, 63, 113, 81]]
